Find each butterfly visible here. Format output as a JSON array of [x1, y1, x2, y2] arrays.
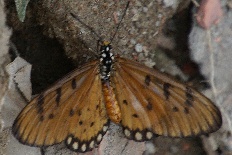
[[12, 2, 222, 153]]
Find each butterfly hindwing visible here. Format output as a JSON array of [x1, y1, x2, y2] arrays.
[[12, 60, 109, 152], [112, 57, 222, 140]]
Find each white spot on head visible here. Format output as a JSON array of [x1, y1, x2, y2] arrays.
[[135, 132, 142, 141], [81, 143, 86, 152], [103, 125, 108, 132], [106, 47, 109, 51], [73, 142, 78, 150], [124, 129, 131, 137], [97, 134, 102, 142], [89, 140, 95, 149], [67, 136, 72, 144], [146, 131, 153, 140]]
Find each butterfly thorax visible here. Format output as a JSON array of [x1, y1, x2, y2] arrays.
[[99, 42, 114, 81]]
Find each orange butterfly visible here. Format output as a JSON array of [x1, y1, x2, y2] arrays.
[[12, 2, 222, 153]]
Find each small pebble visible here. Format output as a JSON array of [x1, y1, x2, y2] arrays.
[[170, 145, 179, 153], [135, 43, 143, 52], [143, 7, 148, 13], [130, 39, 136, 45]]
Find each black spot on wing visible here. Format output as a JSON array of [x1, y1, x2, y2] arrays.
[[172, 107, 179, 112], [185, 100, 193, 107], [72, 78, 76, 89], [184, 107, 189, 114], [123, 100, 128, 105], [49, 113, 54, 119], [145, 75, 151, 86], [37, 106, 44, 114], [38, 94, 44, 105], [146, 98, 153, 111], [79, 121, 83, 125], [70, 109, 74, 116], [185, 87, 194, 107], [39, 115, 44, 121], [90, 122, 94, 127], [56, 88, 61, 106], [163, 83, 171, 100], [146, 101, 153, 111], [37, 94, 44, 114], [132, 114, 139, 118]]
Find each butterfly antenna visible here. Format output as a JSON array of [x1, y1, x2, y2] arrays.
[[70, 13, 103, 42], [110, 1, 130, 44]]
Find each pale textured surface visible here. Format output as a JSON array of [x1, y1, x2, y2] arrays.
[[190, 0, 232, 154], [3, 57, 31, 128], [0, 0, 11, 155], [3, 57, 35, 155]]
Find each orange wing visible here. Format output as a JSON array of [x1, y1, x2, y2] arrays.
[[12, 60, 109, 152], [112, 57, 222, 141]]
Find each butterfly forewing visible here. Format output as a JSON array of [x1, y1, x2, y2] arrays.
[[112, 57, 222, 140], [12, 60, 109, 152]]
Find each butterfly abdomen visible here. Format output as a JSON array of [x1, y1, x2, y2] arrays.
[[102, 82, 121, 124]]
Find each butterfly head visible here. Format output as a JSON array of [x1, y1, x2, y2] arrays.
[[100, 41, 112, 51], [99, 41, 114, 81]]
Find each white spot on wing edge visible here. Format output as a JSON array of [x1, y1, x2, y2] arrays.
[[103, 125, 108, 132], [73, 142, 79, 150], [124, 129, 131, 137], [67, 136, 72, 144], [81, 143, 87, 152], [146, 131, 153, 139], [135, 132, 142, 141], [89, 140, 95, 149], [97, 133, 102, 142]]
